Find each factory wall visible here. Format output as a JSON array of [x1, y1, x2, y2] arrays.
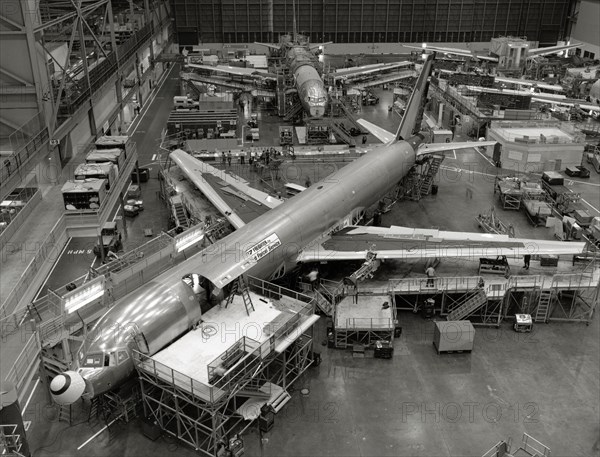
[[570, 0, 600, 60], [172, 0, 573, 47], [488, 130, 584, 173]]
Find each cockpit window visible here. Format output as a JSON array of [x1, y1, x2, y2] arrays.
[[82, 351, 119, 367], [117, 350, 129, 364], [83, 353, 104, 367], [307, 96, 326, 103]]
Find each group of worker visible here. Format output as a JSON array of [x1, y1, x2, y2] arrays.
[[220, 148, 284, 168]]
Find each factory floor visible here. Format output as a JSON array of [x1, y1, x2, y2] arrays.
[[8, 63, 600, 456]]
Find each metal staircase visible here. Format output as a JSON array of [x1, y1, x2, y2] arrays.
[[329, 122, 356, 146], [225, 276, 255, 316], [313, 289, 334, 316], [534, 290, 553, 323], [447, 288, 488, 321], [417, 155, 444, 197], [170, 195, 189, 228]]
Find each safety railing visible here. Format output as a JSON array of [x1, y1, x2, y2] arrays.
[[0, 215, 67, 324], [3, 332, 41, 404], [343, 317, 394, 330], [133, 350, 218, 403], [248, 276, 315, 308]]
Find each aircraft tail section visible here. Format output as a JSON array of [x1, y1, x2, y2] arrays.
[[395, 53, 435, 141]]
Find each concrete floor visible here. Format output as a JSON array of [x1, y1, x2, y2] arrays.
[[15, 60, 600, 456]]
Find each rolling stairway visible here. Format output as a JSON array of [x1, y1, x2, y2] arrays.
[[417, 155, 444, 198], [313, 289, 334, 316], [534, 290, 553, 323], [170, 195, 189, 228], [225, 276, 255, 316], [283, 99, 303, 121], [329, 121, 356, 146], [447, 288, 488, 321]]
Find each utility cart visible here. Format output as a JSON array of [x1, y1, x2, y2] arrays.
[[513, 314, 532, 333]]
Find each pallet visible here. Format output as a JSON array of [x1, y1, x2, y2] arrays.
[[433, 342, 472, 354]]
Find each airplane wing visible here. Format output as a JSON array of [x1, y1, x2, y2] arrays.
[[297, 225, 586, 262], [187, 63, 277, 80], [356, 119, 395, 144], [170, 150, 283, 229], [527, 42, 582, 58], [309, 41, 333, 51], [334, 62, 413, 79], [255, 42, 283, 50], [405, 44, 499, 62], [181, 72, 276, 98]]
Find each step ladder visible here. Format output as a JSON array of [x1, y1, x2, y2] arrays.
[[329, 122, 356, 146], [534, 290, 553, 323], [269, 389, 291, 413], [224, 276, 255, 316], [58, 404, 73, 425], [88, 396, 108, 424], [447, 288, 488, 321]]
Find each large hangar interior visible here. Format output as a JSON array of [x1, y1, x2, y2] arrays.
[[1, 1, 599, 456]]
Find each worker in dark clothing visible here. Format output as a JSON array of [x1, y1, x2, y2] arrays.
[[362, 135, 367, 145], [373, 210, 382, 227], [227, 151, 232, 166], [523, 254, 531, 270]]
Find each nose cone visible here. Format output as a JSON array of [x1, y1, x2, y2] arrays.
[[309, 107, 325, 118], [50, 371, 86, 405]]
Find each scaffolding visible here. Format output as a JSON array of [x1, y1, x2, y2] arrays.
[[133, 277, 318, 456], [388, 267, 599, 326]]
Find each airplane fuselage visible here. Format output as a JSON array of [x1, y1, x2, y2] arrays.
[[287, 46, 328, 117], [50, 134, 426, 404]]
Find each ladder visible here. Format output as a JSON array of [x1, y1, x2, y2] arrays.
[[534, 290, 553, 323], [224, 276, 255, 316], [447, 288, 488, 321], [58, 405, 73, 425]]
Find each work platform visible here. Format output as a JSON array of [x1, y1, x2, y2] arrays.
[[333, 293, 396, 348], [133, 277, 319, 456]]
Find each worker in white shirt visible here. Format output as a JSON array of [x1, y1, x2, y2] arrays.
[[425, 266, 436, 287], [307, 269, 319, 291]]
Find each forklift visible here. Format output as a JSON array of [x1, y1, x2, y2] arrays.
[[93, 221, 122, 257]]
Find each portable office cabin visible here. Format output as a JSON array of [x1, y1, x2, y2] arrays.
[[74, 162, 118, 189], [95, 135, 131, 160], [86, 148, 125, 169], [61, 179, 107, 210]]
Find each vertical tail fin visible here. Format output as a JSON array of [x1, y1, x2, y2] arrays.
[[395, 53, 436, 141]]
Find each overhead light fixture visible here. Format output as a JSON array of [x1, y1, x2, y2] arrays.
[[64, 283, 105, 314], [175, 227, 204, 252]]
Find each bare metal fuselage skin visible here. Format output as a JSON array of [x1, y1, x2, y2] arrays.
[[287, 46, 328, 117], [66, 135, 424, 400]]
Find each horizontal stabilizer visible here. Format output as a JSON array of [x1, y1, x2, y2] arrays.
[[356, 119, 395, 144], [416, 141, 497, 156]]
